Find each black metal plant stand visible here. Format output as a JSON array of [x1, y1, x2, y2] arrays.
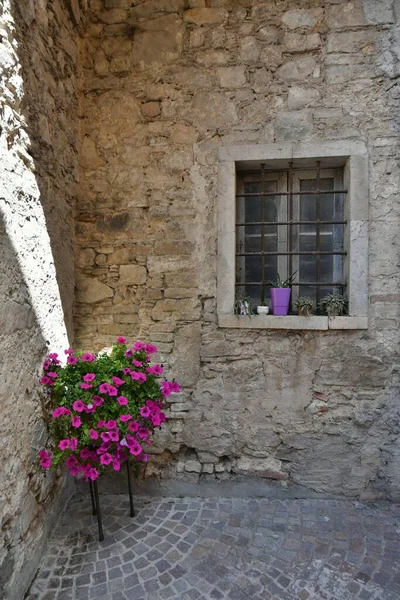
[[88, 460, 135, 542]]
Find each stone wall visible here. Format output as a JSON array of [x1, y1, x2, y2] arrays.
[[76, 0, 400, 500], [0, 1, 83, 598]]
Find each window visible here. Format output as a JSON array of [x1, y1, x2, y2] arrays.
[[236, 162, 346, 313], [217, 141, 368, 330]]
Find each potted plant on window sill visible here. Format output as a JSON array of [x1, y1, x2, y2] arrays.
[[256, 301, 269, 315], [235, 295, 253, 316], [268, 272, 296, 316], [295, 297, 314, 317], [320, 293, 347, 316]]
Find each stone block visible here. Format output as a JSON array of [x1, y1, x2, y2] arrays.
[[260, 47, 283, 69], [154, 242, 193, 256], [256, 26, 281, 44], [170, 124, 198, 145], [284, 33, 322, 53], [326, 2, 366, 29], [275, 110, 313, 141], [129, 0, 185, 22], [183, 8, 228, 25], [119, 265, 147, 286], [240, 37, 260, 63], [141, 102, 161, 118], [184, 460, 202, 473], [164, 288, 198, 299], [362, 0, 395, 24], [131, 15, 184, 69], [202, 463, 214, 474], [277, 57, 316, 82], [287, 86, 320, 110], [327, 31, 378, 54], [281, 8, 323, 29], [77, 278, 114, 304], [218, 66, 246, 88], [77, 248, 96, 267]]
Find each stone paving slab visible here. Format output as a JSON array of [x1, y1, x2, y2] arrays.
[[26, 493, 400, 600]]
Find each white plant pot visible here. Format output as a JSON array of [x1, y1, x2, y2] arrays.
[[257, 306, 269, 315]]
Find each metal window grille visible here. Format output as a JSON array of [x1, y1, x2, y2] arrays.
[[235, 161, 347, 313]]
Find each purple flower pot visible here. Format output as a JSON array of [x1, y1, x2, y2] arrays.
[[271, 288, 291, 316]]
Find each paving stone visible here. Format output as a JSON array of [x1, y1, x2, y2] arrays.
[[28, 494, 400, 600]]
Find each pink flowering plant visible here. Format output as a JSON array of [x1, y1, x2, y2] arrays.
[[38, 338, 180, 481]]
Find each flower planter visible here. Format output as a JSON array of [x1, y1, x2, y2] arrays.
[[271, 288, 291, 316], [257, 306, 269, 315], [298, 306, 312, 317]]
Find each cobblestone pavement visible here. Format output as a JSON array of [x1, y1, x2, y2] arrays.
[[26, 493, 400, 600]]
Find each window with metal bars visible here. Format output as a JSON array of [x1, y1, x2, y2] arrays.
[[235, 161, 347, 313]]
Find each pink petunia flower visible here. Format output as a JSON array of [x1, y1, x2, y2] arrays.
[[40, 376, 51, 386], [88, 468, 99, 481], [80, 448, 92, 459], [128, 421, 139, 433], [67, 355, 78, 366], [145, 344, 158, 354], [147, 364, 164, 375], [73, 400, 85, 413], [152, 414, 162, 427], [109, 431, 119, 442], [93, 395, 104, 407], [137, 427, 150, 439], [112, 376, 125, 386], [65, 456, 78, 468], [100, 453, 113, 465], [58, 439, 70, 450], [113, 459, 121, 472], [84, 403, 95, 414], [89, 429, 99, 440], [81, 353, 96, 362], [131, 371, 146, 383], [80, 383, 92, 390], [97, 420, 106, 428], [132, 359, 142, 368], [101, 432, 110, 442], [64, 348, 74, 355], [70, 438, 78, 451], [47, 372, 58, 379], [105, 420, 117, 429], [42, 359, 51, 370], [52, 407, 70, 418], [117, 336, 127, 344], [119, 414, 132, 422], [48, 353, 61, 364], [122, 367, 131, 375], [117, 395, 128, 406], [39, 449, 52, 469], [72, 416, 82, 428], [69, 465, 81, 477], [99, 383, 109, 394], [140, 406, 151, 418], [83, 373, 96, 383], [107, 385, 118, 397], [133, 341, 145, 352], [125, 349, 133, 358], [129, 441, 142, 456]]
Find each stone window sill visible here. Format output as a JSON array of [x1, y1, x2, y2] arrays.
[[218, 315, 368, 330]]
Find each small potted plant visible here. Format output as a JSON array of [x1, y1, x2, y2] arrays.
[[257, 301, 269, 315], [234, 295, 252, 316], [320, 293, 347, 316], [268, 272, 296, 316], [295, 296, 314, 317]]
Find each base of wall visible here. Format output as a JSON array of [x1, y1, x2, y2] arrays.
[[76, 474, 359, 502]]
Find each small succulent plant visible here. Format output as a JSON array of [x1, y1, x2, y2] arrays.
[[295, 296, 314, 316], [320, 293, 347, 316]]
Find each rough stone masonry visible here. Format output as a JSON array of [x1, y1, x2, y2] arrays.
[[75, 0, 400, 501], [0, 1, 83, 598]]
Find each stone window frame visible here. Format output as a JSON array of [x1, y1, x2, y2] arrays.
[[217, 140, 369, 331]]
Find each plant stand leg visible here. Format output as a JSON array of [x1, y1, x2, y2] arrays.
[[88, 480, 97, 516], [126, 461, 135, 518], [93, 478, 104, 542]]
